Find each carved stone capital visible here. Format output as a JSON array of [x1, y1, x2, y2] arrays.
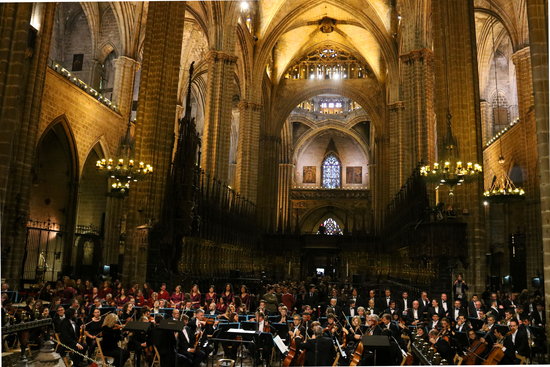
[[511, 46, 530, 65], [238, 100, 263, 112], [388, 101, 405, 111], [206, 50, 238, 64], [400, 48, 434, 64]]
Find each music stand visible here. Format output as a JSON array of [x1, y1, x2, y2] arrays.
[[240, 321, 257, 331], [362, 335, 390, 365]]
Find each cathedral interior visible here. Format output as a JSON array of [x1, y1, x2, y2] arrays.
[[0, 0, 549, 365]]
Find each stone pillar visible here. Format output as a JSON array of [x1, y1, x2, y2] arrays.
[[388, 102, 404, 197], [400, 48, 436, 167], [511, 47, 542, 283], [432, 0, 486, 292], [278, 163, 294, 233], [200, 50, 237, 183], [0, 3, 55, 284], [112, 56, 137, 119], [235, 100, 262, 202], [123, 1, 185, 284], [102, 196, 124, 265], [525, 0, 550, 337], [479, 101, 491, 145], [257, 134, 281, 232]]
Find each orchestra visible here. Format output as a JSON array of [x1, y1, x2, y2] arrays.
[[0, 274, 547, 366]]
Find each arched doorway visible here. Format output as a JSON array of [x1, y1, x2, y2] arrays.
[[24, 121, 78, 282]]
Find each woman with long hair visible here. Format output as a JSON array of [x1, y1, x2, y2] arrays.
[[222, 283, 234, 305], [171, 285, 185, 308], [100, 313, 130, 367], [190, 284, 201, 309]]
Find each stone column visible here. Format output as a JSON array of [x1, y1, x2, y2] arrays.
[[102, 196, 124, 265], [0, 3, 56, 284], [511, 47, 542, 283], [432, 0, 486, 292], [257, 134, 281, 232], [278, 163, 294, 233], [388, 102, 404, 197], [479, 101, 491, 145], [400, 48, 436, 168], [123, 1, 185, 284], [200, 50, 237, 183], [235, 100, 262, 202], [525, 0, 550, 337], [112, 56, 137, 119]]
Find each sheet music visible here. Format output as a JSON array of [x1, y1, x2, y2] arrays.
[[227, 328, 256, 334], [273, 335, 289, 354]]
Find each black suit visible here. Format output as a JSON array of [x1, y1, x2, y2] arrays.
[[378, 297, 393, 311], [428, 306, 445, 318], [439, 300, 451, 317], [450, 307, 465, 322], [298, 336, 336, 366], [397, 298, 411, 313], [530, 310, 546, 326], [59, 318, 87, 365], [434, 338, 454, 363], [343, 306, 357, 318], [383, 307, 401, 318], [177, 326, 207, 367], [404, 308, 422, 324]]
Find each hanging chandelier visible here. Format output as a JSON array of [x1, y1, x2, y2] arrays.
[[96, 121, 153, 196], [420, 112, 482, 197]]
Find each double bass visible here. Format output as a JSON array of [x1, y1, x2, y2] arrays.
[[483, 331, 511, 365], [463, 339, 487, 365]]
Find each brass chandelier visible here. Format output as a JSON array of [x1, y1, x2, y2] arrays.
[[96, 122, 153, 196]]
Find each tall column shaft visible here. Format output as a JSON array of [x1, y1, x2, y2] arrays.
[[0, 3, 56, 284], [257, 134, 281, 232], [432, 0, 486, 291], [235, 100, 262, 202], [277, 163, 294, 232], [200, 50, 237, 183], [388, 102, 404, 196], [112, 56, 137, 119], [123, 1, 185, 284], [525, 0, 549, 338], [400, 48, 436, 166]]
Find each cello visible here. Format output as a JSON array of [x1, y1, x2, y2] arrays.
[[283, 335, 298, 366], [463, 339, 487, 365], [483, 331, 511, 365]]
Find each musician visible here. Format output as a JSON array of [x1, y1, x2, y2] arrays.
[[405, 300, 422, 325], [58, 308, 87, 366], [120, 302, 136, 323], [206, 301, 218, 316], [158, 283, 170, 301], [170, 308, 181, 321], [170, 285, 185, 308], [451, 300, 465, 323], [322, 313, 340, 338], [440, 293, 450, 318], [346, 315, 364, 346], [328, 297, 342, 317], [204, 285, 217, 307], [277, 306, 290, 324], [495, 319, 529, 363], [428, 299, 445, 318], [297, 325, 336, 366], [221, 283, 234, 305], [502, 309, 515, 326], [428, 313, 441, 331], [365, 299, 376, 316], [461, 329, 487, 364], [240, 285, 251, 311], [288, 315, 306, 342], [428, 329, 454, 363], [378, 288, 394, 311], [487, 300, 503, 320], [189, 284, 201, 309], [365, 315, 383, 335], [415, 323, 429, 342], [502, 292, 518, 311], [454, 315, 470, 333], [84, 308, 103, 358], [469, 300, 485, 320], [256, 312, 270, 333], [397, 291, 410, 315], [418, 291, 430, 312], [530, 302, 545, 327], [344, 299, 357, 317], [177, 314, 208, 367], [380, 314, 400, 339], [100, 313, 130, 367], [53, 305, 66, 332], [188, 308, 206, 333], [383, 300, 400, 318]]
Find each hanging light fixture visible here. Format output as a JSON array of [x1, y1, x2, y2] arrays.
[[481, 11, 525, 203], [420, 3, 482, 202], [96, 121, 153, 196]]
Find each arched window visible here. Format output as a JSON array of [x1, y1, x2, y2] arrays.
[[318, 218, 343, 235], [322, 154, 341, 188]]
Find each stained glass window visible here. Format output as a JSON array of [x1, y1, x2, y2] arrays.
[[322, 154, 341, 188], [319, 218, 342, 235]]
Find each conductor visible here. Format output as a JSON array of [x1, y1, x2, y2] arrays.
[[297, 325, 336, 366]]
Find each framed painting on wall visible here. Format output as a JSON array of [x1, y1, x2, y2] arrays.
[[346, 166, 362, 184], [303, 166, 316, 183]]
